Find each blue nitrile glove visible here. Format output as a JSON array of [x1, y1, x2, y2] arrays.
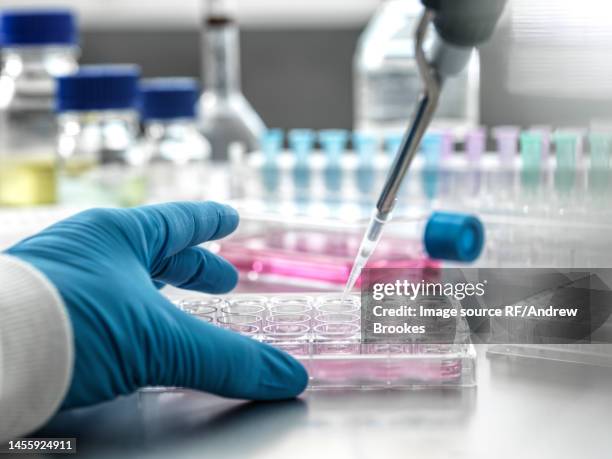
[[6, 202, 308, 409]]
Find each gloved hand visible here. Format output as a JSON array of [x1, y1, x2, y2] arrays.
[[6, 202, 308, 409]]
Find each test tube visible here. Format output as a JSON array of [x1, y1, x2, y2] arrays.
[[260, 129, 283, 195], [464, 127, 486, 197], [261, 129, 284, 162], [492, 126, 519, 168], [288, 129, 315, 198], [552, 130, 578, 196], [529, 125, 552, 167], [319, 129, 349, 194], [436, 129, 455, 199], [384, 133, 403, 157], [420, 131, 443, 202], [491, 126, 519, 207], [353, 132, 378, 196], [588, 132, 611, 195], [520, 130, 543, 193], [439, 129, 455, 162], [465, 127, 486, 166]]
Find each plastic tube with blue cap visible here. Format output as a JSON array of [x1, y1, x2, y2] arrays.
[[353, 132, 378, 196], [420, 131, 443, 202], [288, 129, 315, 201], [319, 129, 348, 195]]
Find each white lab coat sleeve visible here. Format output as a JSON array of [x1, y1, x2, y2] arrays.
[[0, 255, 73, 443]]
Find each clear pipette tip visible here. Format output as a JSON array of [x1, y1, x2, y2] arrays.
[[341, 210, 390, 300]]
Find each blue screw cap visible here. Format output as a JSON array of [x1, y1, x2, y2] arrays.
[[0, 9, 77, 46], [140, 78, 199, 120], [56, 65, 140, 112], [424, 212, 484, 262]]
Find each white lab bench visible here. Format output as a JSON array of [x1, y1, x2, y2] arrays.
[[37, 346, 612, 459]]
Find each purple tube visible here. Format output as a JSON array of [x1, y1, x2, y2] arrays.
[[435, 128, 455, 161], [492, 125, 520, 167], [465, 127, 486, 164]]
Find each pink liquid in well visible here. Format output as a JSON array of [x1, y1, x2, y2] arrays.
[[307, 358, 462, 384], [218, 230, 440, 286]]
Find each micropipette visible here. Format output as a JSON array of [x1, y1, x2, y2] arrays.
[[342, 0, 506, 296], [343, 10, 442, 296]]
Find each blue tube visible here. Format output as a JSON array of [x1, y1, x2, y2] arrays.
[[420, 132, 443, 201], [384, 133, 404, 157], [320, 129, 348, 194], [288, 129, 315, 196], [353, 132, 378, 195]]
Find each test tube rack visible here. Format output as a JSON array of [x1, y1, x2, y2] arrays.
[[232, 127, 612, 222]]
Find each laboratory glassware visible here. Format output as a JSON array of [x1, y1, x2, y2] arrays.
[[353, 0, 479, 139], [139, 78, 211, 203], [55, 65, 146, 207], [198, 0, 265, 161], [0, 9, 79, 206], [175, 292, 477, 388]]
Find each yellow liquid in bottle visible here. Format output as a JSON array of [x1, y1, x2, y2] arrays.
[[0, 155, 57, 206]]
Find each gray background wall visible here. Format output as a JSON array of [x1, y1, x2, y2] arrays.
[[80, 28, 359, 130], [79, 21, 612, 132]]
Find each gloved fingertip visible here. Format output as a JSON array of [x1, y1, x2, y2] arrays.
[[255, 345, 309, 400], [213, 263, 239, 293], [198, 256, 238, 294], [201, 201, 239, 240], [217, 204, 240, 237]]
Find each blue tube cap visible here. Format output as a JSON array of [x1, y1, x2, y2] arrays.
[[261, 129, 284, 150], [424, 212, 484, 262], [140, 78, 199, 120], [56, 65, 140, 112], [0, 9, 77, 46]]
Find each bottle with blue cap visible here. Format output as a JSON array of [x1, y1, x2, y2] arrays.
[[0, 8, 79, 206], [55, 64, 146, 206], [139, 78, 211, 203]]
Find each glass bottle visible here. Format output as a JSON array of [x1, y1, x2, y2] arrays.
[[56, 65, 146, 207], [198, 0, 265, 161], [139, 78, 211, 203], [353, 0, 479, 140], [0, 9, 79, 206]]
